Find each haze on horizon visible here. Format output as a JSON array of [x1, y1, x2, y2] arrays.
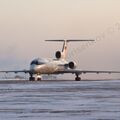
[[0, 0, 120, 79]]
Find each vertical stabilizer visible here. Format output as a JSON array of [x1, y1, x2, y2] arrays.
[[61, 40, 68, 59]]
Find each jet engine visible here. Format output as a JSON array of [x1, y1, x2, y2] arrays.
[[55, 51, 62, 59], [68, 61, 77, 69]]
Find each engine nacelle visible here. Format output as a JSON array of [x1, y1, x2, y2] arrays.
[[55, 51, 62, 59], [68, 61, 77, 69]]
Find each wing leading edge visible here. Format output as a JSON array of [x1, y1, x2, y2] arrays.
[[0, 70, 30, 74], [0, 69, 120, 75], [54, 69, 120, 75], [0, 69, 120, 81]]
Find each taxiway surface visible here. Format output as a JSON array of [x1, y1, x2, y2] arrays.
[[0, 79, 120, 120]]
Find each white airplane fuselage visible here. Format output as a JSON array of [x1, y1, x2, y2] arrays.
[[30, 58, 68, 75], [28, 40, 78, 80]]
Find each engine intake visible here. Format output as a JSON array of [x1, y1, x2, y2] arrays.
[[55, 51, 61, 59], [68, 61, 76, 69]]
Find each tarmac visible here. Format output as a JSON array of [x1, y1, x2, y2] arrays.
[[0, 79, 120, 120]]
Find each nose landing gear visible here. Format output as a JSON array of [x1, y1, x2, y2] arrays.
[[29, 74, 42, 81], [36, 75, 42, 81]]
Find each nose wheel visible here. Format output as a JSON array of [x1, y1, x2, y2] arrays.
[[36, 75, 42, 81], [37, 78, 41, 81]]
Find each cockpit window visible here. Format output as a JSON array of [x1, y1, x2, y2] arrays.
[[30, 60, 38, 65], [30, 58, 49, 65]]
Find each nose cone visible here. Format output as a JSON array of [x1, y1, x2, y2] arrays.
[[30, 58, 49, 74]]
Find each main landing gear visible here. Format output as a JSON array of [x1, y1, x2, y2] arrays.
[[29, 75, 35, 81], [75, 74, 81, 81]]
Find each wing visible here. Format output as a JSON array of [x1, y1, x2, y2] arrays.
[[0, 70, 30, 74], [54, 69, 120, 75]]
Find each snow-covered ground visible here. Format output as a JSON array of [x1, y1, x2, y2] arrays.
[[0, 80, 120, 120]]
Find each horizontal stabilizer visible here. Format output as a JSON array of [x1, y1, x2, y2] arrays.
[[45, 39, 95, 59], [45, 39, 95, 42]]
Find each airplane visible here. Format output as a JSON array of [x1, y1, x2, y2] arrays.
[[0, 39, 120, 81]]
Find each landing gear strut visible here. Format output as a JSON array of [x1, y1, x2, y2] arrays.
[[29, 74, 35, 81], [75, 74, 81, 81], [29, 76, 35, 81]]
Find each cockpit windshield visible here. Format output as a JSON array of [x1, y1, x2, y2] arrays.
[[30, 58, 49, 65]]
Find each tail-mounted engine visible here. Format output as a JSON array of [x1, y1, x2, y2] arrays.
[[55, 51, 63, 59], [68, 61, 77, 69]]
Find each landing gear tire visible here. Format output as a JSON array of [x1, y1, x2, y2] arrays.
[[37, 78, 41, 81], [75, 77, 81, 81], [29, 77, 35, 81]]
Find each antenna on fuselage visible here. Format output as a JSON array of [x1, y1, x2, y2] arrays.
[[45, 39, 95, 59]]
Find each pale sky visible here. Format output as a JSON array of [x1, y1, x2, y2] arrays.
[[0, 0, 120, 78]]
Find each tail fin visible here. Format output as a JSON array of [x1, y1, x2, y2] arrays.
[[45, 39, 94, 59]]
